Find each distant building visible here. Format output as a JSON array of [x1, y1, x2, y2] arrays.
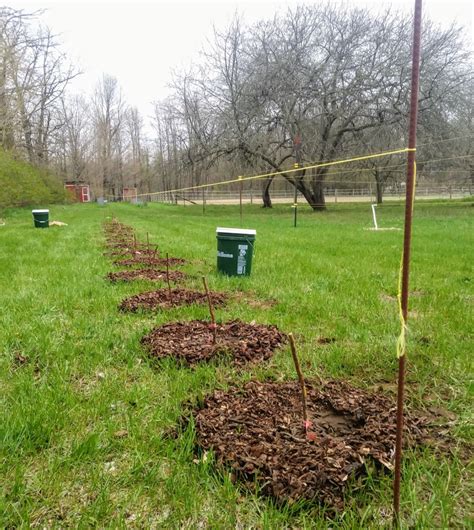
[[65, 182, 91, 203], [122, 187, 138, 202]]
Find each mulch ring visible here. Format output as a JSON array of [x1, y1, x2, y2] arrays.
[[119, 288, 227, 312], [141, 319, 286, 367], [114, 256, 186, 268], [190, 379, 430, 510], [106, 269, 187, 283]]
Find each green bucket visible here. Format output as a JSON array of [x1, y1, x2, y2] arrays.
[[32, 209, 49, 228], [216, 227, 256, 277]]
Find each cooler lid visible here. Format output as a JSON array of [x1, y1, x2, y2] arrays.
[[32, 209, 49, 213], [216, 227, 256, 236]]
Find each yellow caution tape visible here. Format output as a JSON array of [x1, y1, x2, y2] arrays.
[[396, 160, 417, 358], [134, 147, 416, 198], [396, 253, 408, 359]]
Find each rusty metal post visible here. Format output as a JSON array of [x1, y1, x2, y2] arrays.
[[293, 164, 299, 228], [394, 0, 423, 522]]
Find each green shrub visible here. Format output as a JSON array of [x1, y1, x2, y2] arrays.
[[0, 149, 67, 209]]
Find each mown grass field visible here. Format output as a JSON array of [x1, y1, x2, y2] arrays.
[[1, 200, 472, 528]]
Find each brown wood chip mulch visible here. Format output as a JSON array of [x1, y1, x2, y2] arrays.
[[106, 269, 187, 283], [141, 319, 286, 366], [119, 288, 227, 312], [191, 379, 429, 509], [114, 256, 186, 268]]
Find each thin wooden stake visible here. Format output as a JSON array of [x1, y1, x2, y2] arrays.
[[202, 276, 217, 344], [166, 252, 172, 297], [152, 245, 159, 270], [288, 333, 308, 430], [147, 232, 150, 251]]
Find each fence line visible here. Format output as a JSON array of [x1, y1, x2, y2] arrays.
[[121, 185, 472, 205]]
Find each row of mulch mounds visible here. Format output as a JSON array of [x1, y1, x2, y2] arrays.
[[190, 379, 430, 510], [141, 319, 286, 367], [120, 288, 227, 312], [107, 268, 187, 283], [105, 222, 286, 371], [103, 222, 189, 284], [104, 220, 438, 513]]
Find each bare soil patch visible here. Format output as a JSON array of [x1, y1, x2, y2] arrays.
[[119, 288, 227, 312], [106, 269, 187, 283], [191, 379, 429, 509], [141, 319, 286, 367]]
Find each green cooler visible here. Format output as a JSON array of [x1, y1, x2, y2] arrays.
[[32, 209, 49, 228], [216, 227, 256, 277]]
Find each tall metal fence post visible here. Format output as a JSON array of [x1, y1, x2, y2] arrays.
[[293, 163, 299, 228], [394, 0, 422, 523]]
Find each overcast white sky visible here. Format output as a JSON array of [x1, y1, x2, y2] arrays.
[[8, 0, 474, 128]]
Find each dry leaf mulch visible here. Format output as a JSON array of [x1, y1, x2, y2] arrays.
[[114, 256, 187, 268], [120, 288, 227, 312], [141, 319, 286, 366], [106, 269, 187, 283], [191, 379, 429, 509]]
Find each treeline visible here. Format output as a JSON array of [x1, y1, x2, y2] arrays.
[[0, 5, 472, 208]]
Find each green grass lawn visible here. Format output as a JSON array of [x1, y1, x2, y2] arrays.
[[1, 201, 472, 528]]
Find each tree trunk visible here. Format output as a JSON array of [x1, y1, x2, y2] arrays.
[[310, 179, 326, 210], [375, 170, 384, 204], [262, 177, 273, 208], [304, 168, 326, 210], [287, 173, 326, 211]]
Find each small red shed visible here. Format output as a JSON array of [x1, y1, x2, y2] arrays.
[[65, 183, 91, 203], [122, 187, 138, 202]]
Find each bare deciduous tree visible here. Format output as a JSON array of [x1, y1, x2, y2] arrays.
[[161, 5, 471, 209], [91, 74, 125, 197]]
